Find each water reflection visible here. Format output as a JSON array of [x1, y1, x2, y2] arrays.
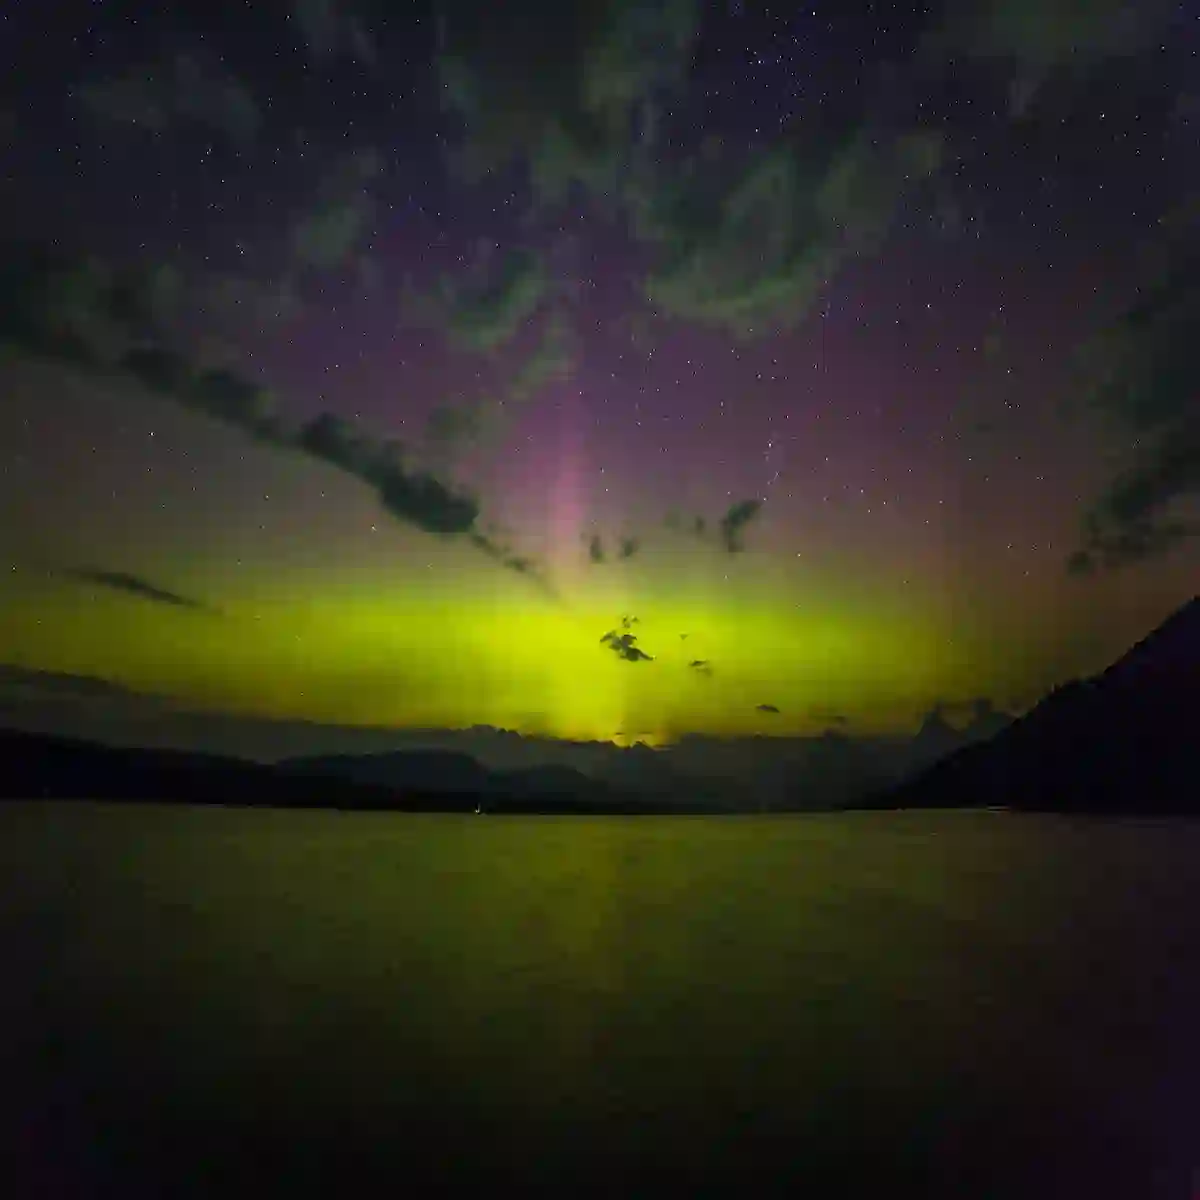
[[1, 807, 1197, 1196]]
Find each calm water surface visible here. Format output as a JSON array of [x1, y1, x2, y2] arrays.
[[1, 805, 1197, 1197]]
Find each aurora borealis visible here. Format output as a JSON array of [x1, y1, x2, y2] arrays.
[[0, 0, 1196, 749]]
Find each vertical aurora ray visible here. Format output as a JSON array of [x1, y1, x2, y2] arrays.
[[549, 387, 589, 595], [538, 384, 634, 737]]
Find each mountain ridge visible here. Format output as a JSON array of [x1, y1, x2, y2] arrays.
[[863, 595, 1199, 816]]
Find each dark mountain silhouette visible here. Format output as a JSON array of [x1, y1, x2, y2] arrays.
[[962, 698, 1011, 741], [2, 659, 1019, 809], [501, 762, 614, 799], [864, 596, 1200, 816], [281, 748, 495, 795], [2, 684, 1030, 814], [800, 729, 894, 808], [0, 727, 704, 814], [1097, 595, 1200, 686], [594, 741, 688, 798], [898, 706, 961, 776], [279, 747, 711, 812], [0, 727, 417, 810]]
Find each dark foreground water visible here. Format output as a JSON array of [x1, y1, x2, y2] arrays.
[[1, 805, 1197, 1198]]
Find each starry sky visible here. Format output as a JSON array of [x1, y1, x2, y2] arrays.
[[0, 0, 1196, 747]]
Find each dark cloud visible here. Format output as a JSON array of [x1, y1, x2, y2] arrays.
[[0, 248, 134, 366], [667, 508, 757, 551], [297, 413, 480, 536], [1070, 241, 1200, 570], [718, 498, 763, 553], [1, 247, 193, 368], [57, 567, 216, 612], [123, 350, 285, 442], [810, 708, 849, 727], [1065, 548, 1095, 577], [468, 532, 557, 597], [0, 663, 136, 698], [756, 703, 781, 714], [581, 529, 639, 567], [79, 52, 262, 146], [434, 0, 701, 203], [665, 510, 702, 537], [1068, 511, 1199, 576], [190, 367, 285, 442], [688, 659, 712, 677], [171, 372, 479, 540], [0, 663, 189, 740], [606, 635, 653, 663], [601, 625, 653, 663], [1, 244, 492, 546]]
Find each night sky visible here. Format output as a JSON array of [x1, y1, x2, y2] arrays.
[[1, 0, 1196, 746]]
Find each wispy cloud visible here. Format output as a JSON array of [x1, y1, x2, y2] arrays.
[[434, 0, 701, 203], [0, 663, 137, 698], [664, 502, 762, 554], [719, 498, 763, 553], [57, 566, 217, 612], [922, 0, 1179, 115], [289, 150, 381, 273], [1069, 238, 1200, 571], [0, 245, 530, 560], [79, 52, 262, 146], [297, 413, 479, 535], [507, 315, 575, 402], [636, 127, 944, 337], [405, 246, 549, 352], [417, 314, 577, 462], [292, 0, 377, 67], [468, 532, 558, 598]]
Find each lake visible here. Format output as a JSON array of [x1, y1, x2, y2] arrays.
[[1, 804, 1197, 1197]]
